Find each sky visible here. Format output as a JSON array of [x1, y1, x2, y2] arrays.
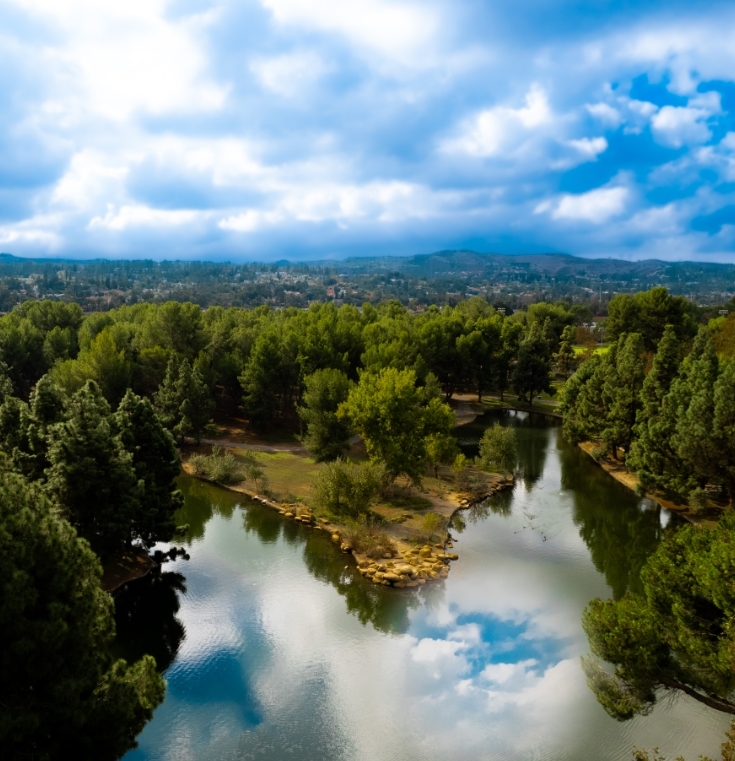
[[1, 0, 735, 263]]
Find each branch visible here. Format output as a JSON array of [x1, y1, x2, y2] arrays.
[[659, 675, 735, 715]]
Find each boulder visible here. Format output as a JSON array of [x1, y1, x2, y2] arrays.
[[284, 512, 294, 518]]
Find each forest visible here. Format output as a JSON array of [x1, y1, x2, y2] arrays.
[[1, 286, 735, 759]]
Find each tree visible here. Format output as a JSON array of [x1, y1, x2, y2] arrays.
[[714, 358, 735, 504], [582, 509, 735, 722], [310, 458, 385, 517], [477, 423, 517, 474], [154, 357, 214, 444], [512, 321, 553, 405], [552, 325, 578, 378], [0, 470, 164, 760], [297, 368, 353, 461], [606, 287, 697, 352], [628, 325, 683, 490], [603, 333, 645, 460], [338, 367, 455, 484], [115, 390, 183, 548], [45, 381, 141, 558], [425, 433, 459, 478]]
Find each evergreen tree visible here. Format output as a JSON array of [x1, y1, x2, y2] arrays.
[[115, 390, 183, 548], [46, 381, 141, 558], [672, 329, 720, 495], [154, 357, 214, 444], [512, 321, 553, 405], [603, 333, 645, 459], [552, 325, 578, 378], [714, 358, 735, 505], [560, 353, 601, 443], [297, 368, 353, 461], [583, 508, 735, 721], [0, 471, 164, 760], [628, 325, 683, 490]]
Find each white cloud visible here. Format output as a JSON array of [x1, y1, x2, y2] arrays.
[[567, 137, 608, 159], [89, 204, 204, 230], [586, 102, 621, 127], [6, 0, 227, 121], [442, 85, 552, 158], [259, 0, 440, 68], [651, 94, 719, 148], [537, 185, 629, 224], [251, 51, 331, 98]]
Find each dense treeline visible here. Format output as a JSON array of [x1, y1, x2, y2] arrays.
[[562, 297, 735, 509], [563, 289, 735, 735]]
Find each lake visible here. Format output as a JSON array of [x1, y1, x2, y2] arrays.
[[119, 410, 728, 761]]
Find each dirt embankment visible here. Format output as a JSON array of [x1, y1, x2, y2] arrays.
[[577, 442, 722, 527]]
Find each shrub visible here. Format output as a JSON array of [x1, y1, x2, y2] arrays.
[[188, 446, 242, 485], [342, 519, 396, 559], [477, 423, 517, 473], [422, 512, 443, 533], [311, 458, 385, 518]]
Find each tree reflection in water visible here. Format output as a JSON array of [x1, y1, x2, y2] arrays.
[[557, 432, 667, 599], [113, 568, 187, 672]]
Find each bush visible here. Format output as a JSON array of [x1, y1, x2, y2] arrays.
[[342, 518, 396, 559], [422, 512, 444, 533], [188, 446, 242, 485], [477, 423, 517, 473], [311, 458, 385, 518]]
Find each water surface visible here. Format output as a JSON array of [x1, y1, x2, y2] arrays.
[[121, 411, 728, 761]]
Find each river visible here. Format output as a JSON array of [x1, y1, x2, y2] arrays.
[[119, 410, 728, 761]]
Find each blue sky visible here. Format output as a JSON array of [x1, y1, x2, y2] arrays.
[[1, 0, 735, 262]]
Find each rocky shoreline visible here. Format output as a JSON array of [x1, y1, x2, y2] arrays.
[[183, 461, 514, 588]]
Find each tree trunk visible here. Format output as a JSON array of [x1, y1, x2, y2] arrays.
[[659, 675, 735, 715]]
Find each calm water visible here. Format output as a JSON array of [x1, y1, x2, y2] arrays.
[[119, 411, 728, 761]]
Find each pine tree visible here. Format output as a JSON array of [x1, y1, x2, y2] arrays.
[[672, 329, 720, 494], [297, 368, 353, 461], [115, 390, 183, 548], [603, 333, 645, 460], [628, 325, 682, 489], [553, 325, 578, 378], [512, 321, 552, 405], [154, 357, 214, 444], [0, 470, 164, 761], [714, 358, 735, 505], [46, 381, 141, 558]]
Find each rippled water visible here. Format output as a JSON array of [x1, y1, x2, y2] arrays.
[[120, 410, 728, 761]]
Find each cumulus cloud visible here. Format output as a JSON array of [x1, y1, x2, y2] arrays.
[[0, 0, 734, 259]]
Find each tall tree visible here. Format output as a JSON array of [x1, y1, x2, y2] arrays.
[[552, 324, 578, 378], [46, 381, 141, 558], [603, 333, 645, 460], [297, 368, 353, 461], [714, 358, 735, 505], [0, 470, 164, 760], [154, 357, 214, 444], [338, 367, 454, 484], [583, 508, 735, 720], [512, 321, 553, 405], [115, 390, 183, 548]]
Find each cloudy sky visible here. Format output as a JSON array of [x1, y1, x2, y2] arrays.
[[1, 0, 735, 262]]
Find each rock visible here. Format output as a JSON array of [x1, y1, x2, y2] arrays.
[[340, 542, 353, 553], [396, 565, 414, 576], [284, 512, 294, 518], [331, 533, 341, 542], [406, 581, 419, 588], [446, 553, 459, 561], [416, 578, 426, 585], [394, 582, 407, 589], [382, 553, 393, 559], [419, 547, 432, 558], [383, 572, 401, 583]]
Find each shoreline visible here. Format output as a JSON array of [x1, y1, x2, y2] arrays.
[[577, 442, 722, 527], [101, 546, 155, 593], [181, 459, 514, 589]]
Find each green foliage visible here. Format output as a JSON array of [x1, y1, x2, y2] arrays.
[[338, 367, 455, 484], [512, 321, 553, 404], [341, 518, 397, 559], [154, 356, 214, 444], [425, 433, 459, 477], [45, 381, 141, 558], [477, 422, 517, 473], [189, 446, 242, 485], [114, 390, 183, 547], [0, 470, 164, 760], [298, 368, 353, 461], [421, 512, 444, 534], [583, 509, 735, 721], [606, 286, 697, 352], [310, 458, 385, 518]]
